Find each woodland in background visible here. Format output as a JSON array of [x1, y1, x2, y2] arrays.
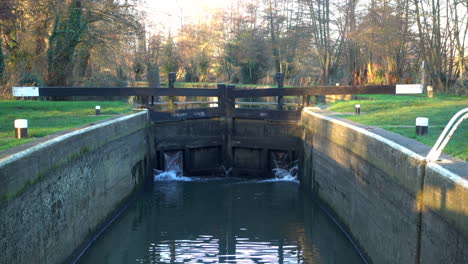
[[0, 0, 466, 97]]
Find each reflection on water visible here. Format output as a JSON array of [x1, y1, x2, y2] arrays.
[[77, 179, 364, 264]]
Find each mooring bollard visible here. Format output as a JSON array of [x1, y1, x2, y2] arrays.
[[95, 105, 101, 115], [14, 119, 28, 139], [355, 104, 361, 115], [427, 86, 433, 98], [416, 117, 429, 136]]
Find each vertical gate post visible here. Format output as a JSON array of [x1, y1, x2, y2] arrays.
[[302, 95, 310, 107], [225, 85, 235, 169], [226, 84, 235, 117], [168, 72, 176, 111], [276, 72, 284, 110], [218, 84, 234, 170], [217, 83, 226, 113], [148, 69, 160, 106]]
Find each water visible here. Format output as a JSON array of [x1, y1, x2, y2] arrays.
[[77, 177, 364, 264]]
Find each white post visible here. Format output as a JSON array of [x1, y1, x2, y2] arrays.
[[355, 104, 361, 115], [416, 117, 429, 136], [14, 119, 28, 139]]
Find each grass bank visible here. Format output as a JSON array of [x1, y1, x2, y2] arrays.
[[327, 94, 467, 160], [1, 86, 466, 161], [0, 100, 133, 152]]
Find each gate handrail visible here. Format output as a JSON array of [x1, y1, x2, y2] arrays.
[[426, 108, 468, 162]]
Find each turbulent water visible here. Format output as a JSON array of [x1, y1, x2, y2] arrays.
[[77, 173, 364, 264]]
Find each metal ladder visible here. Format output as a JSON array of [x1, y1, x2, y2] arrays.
[[426, 108, 468, 162]]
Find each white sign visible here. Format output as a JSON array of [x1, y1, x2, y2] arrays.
[[396, 84, 423, 94], [13, 87, 39, 97]]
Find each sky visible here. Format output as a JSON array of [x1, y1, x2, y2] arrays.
[[141, 0, 232, 34]]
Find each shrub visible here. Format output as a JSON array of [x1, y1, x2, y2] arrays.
[[19, 72, 44, 86], [83, 72, 128, 87]]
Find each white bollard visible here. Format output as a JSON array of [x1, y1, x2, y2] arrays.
[[416, 117, 429, 136], [14, 119, 28, 139], [355, 104, 361, 115], [95, 106, 101, 115]]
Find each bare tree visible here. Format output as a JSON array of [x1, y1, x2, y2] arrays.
[[303, 0, 345, 85], [413, 0, 466, 93]]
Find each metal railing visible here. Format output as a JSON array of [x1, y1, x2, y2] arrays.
[[426, 108, 468, 162]]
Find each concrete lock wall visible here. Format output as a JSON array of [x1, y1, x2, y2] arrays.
[[301, 108, 467, 264], [0, 107, 466, 264], [420, 163, 468, 264], [0, 111, 153, 264]]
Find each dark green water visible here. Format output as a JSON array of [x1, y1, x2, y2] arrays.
[[77, 178, 364, 264]]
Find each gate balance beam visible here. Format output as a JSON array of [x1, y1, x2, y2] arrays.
[[12, 87, 220, 97], [12, 84, 422, 98]]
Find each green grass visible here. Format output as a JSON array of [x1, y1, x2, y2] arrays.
[[328, 94, 468, 160], [2, 87, 466, 161], [0, 100, 134, 152]]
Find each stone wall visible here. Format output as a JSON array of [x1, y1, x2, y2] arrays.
[[0, 111, 152, 264], [301, 108, 467, 264]]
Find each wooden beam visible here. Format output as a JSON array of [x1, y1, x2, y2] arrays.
[[155, 138, 223, 150], [233, 109, 301, 120], [231, 136, 299, 150], [233, 85, 396, 97], [37, 87, 220, 97], [149, 108, 223, 122]]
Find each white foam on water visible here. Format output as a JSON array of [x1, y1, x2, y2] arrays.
[[164, 151, 183, 176], [262, 175, 299, 183], [263, 164, 299, 183], [220, 165, 233, 177], [154, 151, 193, 181], [153, 169, 192, 182]]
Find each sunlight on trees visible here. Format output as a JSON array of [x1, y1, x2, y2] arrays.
[[0, 0, 466, 95]]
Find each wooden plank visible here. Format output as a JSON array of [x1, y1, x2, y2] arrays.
[[39, 87, 150, 96], [38, 87, 220, 97], [236, 101, 298, 106], [149, 108, 223, 122], [35, 85, 396, 97], [231, 137, 299, 150], [233, 85, 396, 97], [233, 109, 301, 121], [151, 101, 219, 106], [155, 138, 222, 150]]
